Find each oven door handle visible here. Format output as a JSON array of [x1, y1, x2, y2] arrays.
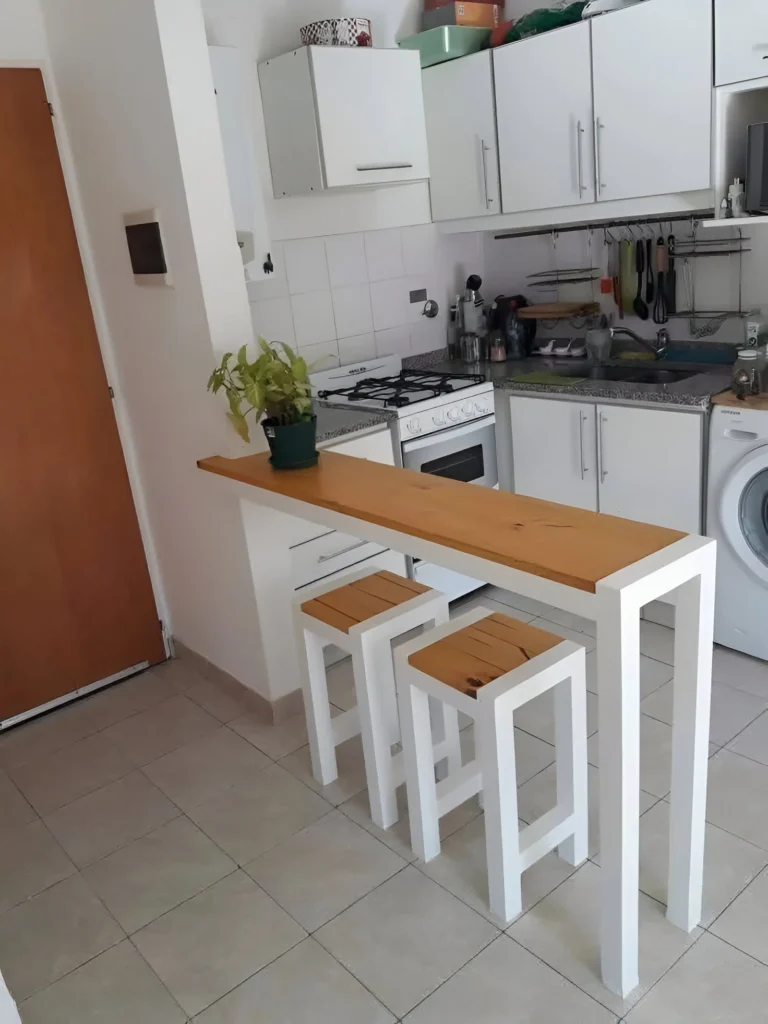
[[401, 414, 496, 453]]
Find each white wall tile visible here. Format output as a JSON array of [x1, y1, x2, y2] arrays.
[[331, 284, 373, 339], [249, 296, 295, 345], [375, 326, 411, 358], [370, 278, 409, 331], [298, 339, 340, 370], [405, 273, 442, 324], [401, 224, 437, 277], [291, 290, 337, 346], [338, 333, 376, 364], [246, 242, 288, 302], [364, 228, 404, 282], [325, 234, 368, 288], [284, 238, 329, 294], [410, 317, 446, 355]]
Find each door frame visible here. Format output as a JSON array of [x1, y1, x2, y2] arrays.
[[0, 58, 171, 656]]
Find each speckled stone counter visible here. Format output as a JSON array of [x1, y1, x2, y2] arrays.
[[314, 401, 393, 445], [405, 350, 732, 412]]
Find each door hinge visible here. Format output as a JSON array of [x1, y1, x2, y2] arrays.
[[47, 102, 54, 117], [108, 386, 115, 399]]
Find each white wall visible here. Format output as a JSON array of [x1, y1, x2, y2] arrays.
[[39, 0, 274, 697], [0, 0, 46, 59]]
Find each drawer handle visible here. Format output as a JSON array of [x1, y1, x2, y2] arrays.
[[355, 163, 413, 171], [317, 539, 369, 563]]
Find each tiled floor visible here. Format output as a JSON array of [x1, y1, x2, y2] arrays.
[[3, 585, 768, 1021]]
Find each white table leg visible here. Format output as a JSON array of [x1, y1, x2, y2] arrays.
[[597, 585, 641, 999], [555, 651, 589, 867], [667, 549, 716, 931]]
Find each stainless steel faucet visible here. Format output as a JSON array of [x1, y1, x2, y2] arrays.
[[609, 326, 669, 360]]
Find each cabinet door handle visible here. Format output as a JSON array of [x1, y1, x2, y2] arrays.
[[479, 138, 491, 209], [594, 118, 605, 197], [355, 163, 413, 172], [576, 120, 586, 196], [578, 411, 588, 479], [598, 412, 608, 482], [317, 539, 369, 563]]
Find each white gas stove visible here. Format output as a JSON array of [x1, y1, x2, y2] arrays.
[[312, 356, 497, 600]]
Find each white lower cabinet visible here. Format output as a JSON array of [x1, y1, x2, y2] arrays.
[[509, 397, 703, 534]]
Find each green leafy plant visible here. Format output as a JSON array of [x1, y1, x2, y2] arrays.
[[207, 337, 313, 443]]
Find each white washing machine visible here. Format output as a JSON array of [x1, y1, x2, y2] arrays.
[[707, 405, 768, 659]]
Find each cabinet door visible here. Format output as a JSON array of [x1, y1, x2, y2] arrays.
[[715, 0, 768, 86], [509, 397, 598, 511], [423, 52, 499, 221], [596, 405, 702, 533], [310, 47, 430, 189], [494, 23, 595, 214], [592, 0, 712, 201]]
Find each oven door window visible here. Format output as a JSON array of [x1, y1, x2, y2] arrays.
[[420, 444, 484, 483]]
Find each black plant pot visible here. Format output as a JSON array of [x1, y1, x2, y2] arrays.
[[262, 416, 318, 470]]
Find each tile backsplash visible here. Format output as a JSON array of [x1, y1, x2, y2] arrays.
[[246, 225, 483, 368]]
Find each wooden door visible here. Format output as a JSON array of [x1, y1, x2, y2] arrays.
[[509, 397, 598, 512], [715, 0, 768, 86], [596, 405, 703, 533], [494, 22, 595, 215], [591, 0, 712, 202], [0, 69, 165, 722], [423, 51, 500, 221]]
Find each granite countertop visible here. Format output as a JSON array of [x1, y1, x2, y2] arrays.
[[405, 350, 733, 412], [314, 401, 393, 445]]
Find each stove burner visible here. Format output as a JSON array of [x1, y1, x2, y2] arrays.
[[317, 369, 486, 408]]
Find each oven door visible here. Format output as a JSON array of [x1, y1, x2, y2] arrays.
[[401, 415, 497, 488]]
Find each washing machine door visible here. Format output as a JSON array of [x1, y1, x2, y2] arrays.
[[719, 444, 768, 585]]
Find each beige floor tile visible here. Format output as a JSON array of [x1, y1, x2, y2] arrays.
[[102, 695, 220, 766], [315, 866, 497, 1018], [538, 607, 597, 637], [642, 680, 768, 747], [514, 689, 599, 746], [9, 732, 133, 815], [44, 770, 179, 867], [245, 810, 405, 931], [639, 620, 676, 665], [728, 709, 768, 766], [70, 671, 179, 734], [187, 763, 330, 864], [133, 870, 305, 1017], [184, 677, 260, 724], [624, 933, 768, 1023], [19, 940, 186, 1024], [585, 651, 673, 699], [279, 733, 368, 805], [229, 710, 309, 760], [712, 645, 768, 700], [707, 749, 768, 850], [587, 714, 718, 799], [529, 617, 596, 652], [451, 594, 538, 622], [403, 933, 617, 1023], [83, 816, 236, 933], [194, 937, 395, 1023], [150, 656, 210, 693], [143, 727, 270, 812], [517, 762, 658, 860], [482, 588, 555, 619], [0, 873, 122, 1001], [710, 866, 768, 964], [508, 861, 700, 1017], [0, 819, 75, 914], [418, 814, 579, 926], [0, 703, 100, 772], [0, 769, 36, 831]]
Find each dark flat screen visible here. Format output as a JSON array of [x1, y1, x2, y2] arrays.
[[125, 221, 167, 275]]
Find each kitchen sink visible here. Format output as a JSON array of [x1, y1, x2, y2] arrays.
[[627, 369, 700, 384], [549, 365, 700, 385]]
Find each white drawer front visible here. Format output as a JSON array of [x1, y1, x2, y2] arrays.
[[291, 530, 388, 589], [715, 0, 768, 85]]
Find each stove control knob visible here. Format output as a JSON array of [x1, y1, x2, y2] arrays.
[[462, 402, 474, 417], [475, 400, 488, 415], [447, 407, 461, 422], [432, 412, 446, 427], [406, 418, 422, 435]]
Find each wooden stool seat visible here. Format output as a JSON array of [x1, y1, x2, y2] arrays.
[[408, 613, 564, 698], [301, 570, 431, 633]]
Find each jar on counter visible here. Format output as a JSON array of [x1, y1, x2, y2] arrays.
[[733, 348, 759, 399]]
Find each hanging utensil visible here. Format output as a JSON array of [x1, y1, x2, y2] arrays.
[[616, 240, 624, 319], [621, 240, 635, 315], [633, 240, 649, 320], [645, 237, 654, 305], [666, 234, 677, 315], [653, 236, 668, 325]]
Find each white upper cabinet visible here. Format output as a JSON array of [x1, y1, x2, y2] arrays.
[[591, 0, 712, 202], [715, 0, 768, 87], [494, 22, 595, 214], [423, 51, 500, 221], [258, 47, 429, 197]]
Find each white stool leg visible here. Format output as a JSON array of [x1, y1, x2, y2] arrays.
[[372, 634, 401, 746], [399, 675, 441, 862], [300, 628, 338, 786], [353, 636, 399, 830], [555, 652, 589, 866], [479, 694, 522, 924]]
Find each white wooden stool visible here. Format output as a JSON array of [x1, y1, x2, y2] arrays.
[[296, 567, 459, 830], [396, 605, 589, 925]]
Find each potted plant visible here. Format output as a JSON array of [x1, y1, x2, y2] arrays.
[[207, 337, 318, 469]]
